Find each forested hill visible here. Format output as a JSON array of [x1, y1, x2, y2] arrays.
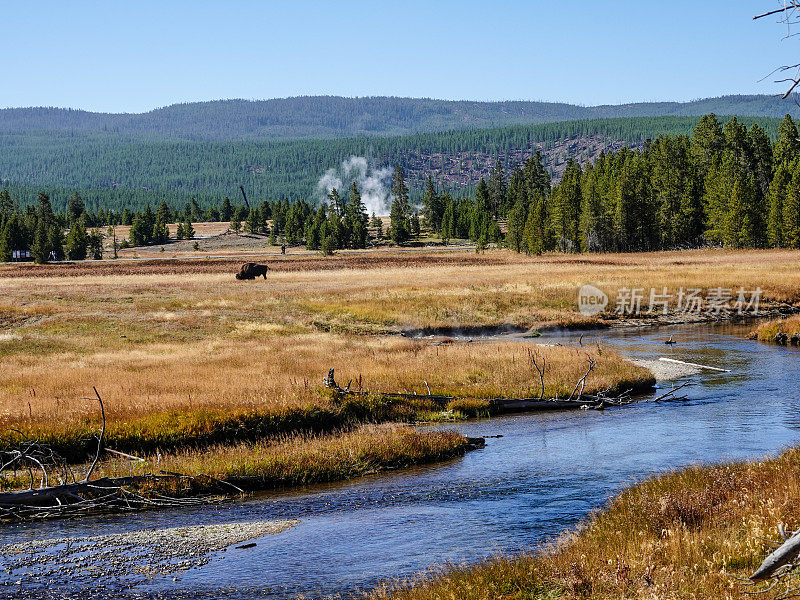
[[0, 115, 783, 213], [0, 95, 797, 141]]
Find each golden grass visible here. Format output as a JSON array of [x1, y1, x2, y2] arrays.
[[371, 447, 800, 600], [90, 424, 470, 492], [752, 315, 800, 343], [2, 247, 788, 459], [0, 425, 471, 494], [0, 334, 648, 460]]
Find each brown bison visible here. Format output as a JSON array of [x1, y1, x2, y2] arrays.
[[235, 262, 270, 280]]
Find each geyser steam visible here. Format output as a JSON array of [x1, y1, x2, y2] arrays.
[[315, 156, 392, 216]]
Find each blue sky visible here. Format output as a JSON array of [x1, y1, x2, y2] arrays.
[[1, 1, 793, 112]]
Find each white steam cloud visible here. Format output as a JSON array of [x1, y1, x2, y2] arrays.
[[315, 156, 392, 216]]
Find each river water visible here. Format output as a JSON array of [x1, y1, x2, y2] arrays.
[[1, 323, 798, 599]]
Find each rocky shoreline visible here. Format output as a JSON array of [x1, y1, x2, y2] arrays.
[[0, 519, 298, 591]]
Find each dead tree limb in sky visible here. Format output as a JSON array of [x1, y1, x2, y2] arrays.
[[755, 2, 800, 99]]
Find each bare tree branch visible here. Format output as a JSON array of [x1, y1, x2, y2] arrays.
[[83, 387, 106, 482]]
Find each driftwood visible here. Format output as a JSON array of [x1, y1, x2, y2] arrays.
[[0, 474, 230, 521], [322, 364, 650, 414], [84, 386, 105, 481], [741, 524, 800, 598], [659, 357, 731, 373], [0, 390, 242, 522]]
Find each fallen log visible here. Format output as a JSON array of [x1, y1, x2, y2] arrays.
[[322, 368, 635, 414], [658, 357, 731, 373], [750, 525, 800, 583], [0, 473, 231, 521]]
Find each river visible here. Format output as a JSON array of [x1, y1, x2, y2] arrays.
[[1, 322, 797, 599]]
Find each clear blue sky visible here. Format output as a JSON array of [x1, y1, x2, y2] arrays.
[[1, 1, 793, 113]]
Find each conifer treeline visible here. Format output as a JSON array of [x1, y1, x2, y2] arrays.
[[0, 115, 783, 212], [471, 113, 800, 253], [3, 113, 800, 262]]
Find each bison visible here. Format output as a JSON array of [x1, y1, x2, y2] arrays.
[[235, 262, 270, 280]]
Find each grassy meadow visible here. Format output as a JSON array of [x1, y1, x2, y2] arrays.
[[1, 247, 798, 494]]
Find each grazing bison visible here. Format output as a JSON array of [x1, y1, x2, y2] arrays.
[[235, 262, 270, 280]]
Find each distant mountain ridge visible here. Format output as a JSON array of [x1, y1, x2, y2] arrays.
[[0, 95, 796, 141]]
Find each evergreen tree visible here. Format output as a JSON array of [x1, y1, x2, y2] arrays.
[[47, 224, 65, 261], [579, 162, 605, 251], [32, 193, 57, 263], [389, 165, 411, 244], [245, 207, 260, 235], [774, 114, 800, 167], [470, 178, 491, 242], [410, 212, 421, 237], [156, 200, 171, 226], [220, 197, 233, 222], [704, 157, 735, 246], [65, 216, 89, 260], [230, 212, 242, 234], [32, 219, 50, 263], [183, 219, 194, 240], [768, 162, 792, 247], [305, 205, 326, 251], [440, 198, 455, 245], [0, 189, 13, 221], [523, 150, 551, 200], [749, 124, 774, 198], [505, 197, 526, 253], [205, 205, 221, 222], [420, 175, 444, 232], [129, 205, 155, 246], [691, 113, 724, 179], [190, 198, 203, 222], [522, 204, 541, 255], [551, 159, 582, 252], [66, 192, 85, 226], [0, 215, 26, 262], [723, 117, 752, 170], [284, 201, 308, 244], [487, 160, 507, 216], [345, 182, 369, 249], [724, 174, 762, 248], [784, 162, 800, 249], [152, 212, 170, 245], [87, 229, 103, 259], [319, 205, 342, 255]]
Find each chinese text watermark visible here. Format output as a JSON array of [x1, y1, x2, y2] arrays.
[[578, 285, 761, 317]]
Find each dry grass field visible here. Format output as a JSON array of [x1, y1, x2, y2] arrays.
[[0, 425, 473, 494], [1, 247, 798, 492]]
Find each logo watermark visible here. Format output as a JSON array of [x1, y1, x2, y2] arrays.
[[578, 284, 609, 316], [578, 285, 761, 316]]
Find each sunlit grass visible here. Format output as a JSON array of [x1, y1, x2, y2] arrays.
[[2, 247, 789, 463], [95, 424, 471, 492], [752, 315, 800, 343], [0, 337, 648, 460]]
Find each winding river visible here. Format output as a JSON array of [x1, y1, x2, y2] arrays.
[[2, 323, 798, 599]]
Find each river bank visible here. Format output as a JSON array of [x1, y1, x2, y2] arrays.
[[371, 445, 800, 600], [0, 519, 299, 590], [1, 321, 795, 599]]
